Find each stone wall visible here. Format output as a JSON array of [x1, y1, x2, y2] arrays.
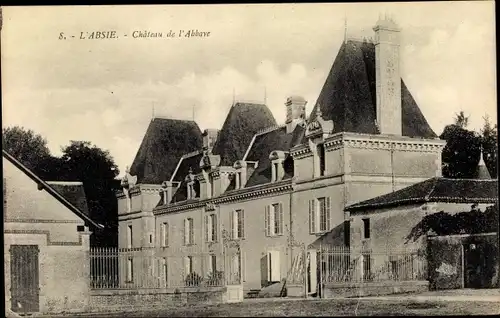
[[88, 286, 242, 313], [322, 280, 429, 298]]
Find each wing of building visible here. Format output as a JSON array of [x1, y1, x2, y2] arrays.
[[115, 17, 496, 295], [3, 149, 99, 314]]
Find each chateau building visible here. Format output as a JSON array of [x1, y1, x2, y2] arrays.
[[117, 17, 448, 292]]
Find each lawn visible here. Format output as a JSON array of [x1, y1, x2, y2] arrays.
[[59, 298, 500, 317]]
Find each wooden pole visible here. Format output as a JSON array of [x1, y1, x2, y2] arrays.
[[461, 243, 465, 288]]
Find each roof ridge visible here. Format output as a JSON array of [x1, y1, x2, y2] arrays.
[[2, 150, 101, 229], [181, 149, 203, 159], [153, 116, 197, 123], [46, 181, 83, 186], [256, 124, 285, 136], [242, 124, 285, 161], [233, 99, 266, 106]]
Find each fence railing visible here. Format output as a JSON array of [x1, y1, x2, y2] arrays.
[[319, 246, 427, 284], [89, 247, 241, 290]]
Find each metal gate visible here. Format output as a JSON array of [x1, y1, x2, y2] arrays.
[[10, 245, 40, 313]]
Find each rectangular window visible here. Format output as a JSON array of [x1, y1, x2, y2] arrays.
[[266, 204, 283, 236], [273, 163, 279, 181], [185, 256, 193, 275], [210, 254, 217, 273], [363, 218, 371, 239], [318, 143, 326, 177], [272, 203, 283, 235], [162, 222, 169, 247], [185, 218, 194, 245], [318, 198, 327, 232], [231, 209, 244, 239], [163, 258, 168, 287], [126, 258, 133, 282], [205, 214, 217, 242], [209, 175, 214, 198], [127, 225, 133, 248], [309, 197, 330, 234], [344, 220, 351, 247]]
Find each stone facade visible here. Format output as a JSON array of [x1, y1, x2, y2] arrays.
[[116, 17, 448, 293], [3, 155, 93, 314]]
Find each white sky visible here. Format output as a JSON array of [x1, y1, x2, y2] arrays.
[[2, 2, 497, 178]]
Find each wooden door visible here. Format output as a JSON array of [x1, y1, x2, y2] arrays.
[[10, 245, 40, 313]]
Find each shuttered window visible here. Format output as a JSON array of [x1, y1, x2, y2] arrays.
[[231, 210, 244, 239], [310, 197, 331, 234], [266, 203, 284, 237], [184, 218, 194, 245]]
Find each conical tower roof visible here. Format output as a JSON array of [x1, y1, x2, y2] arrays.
[[475, 147, 491, 180]]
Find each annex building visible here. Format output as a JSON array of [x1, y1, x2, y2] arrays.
[[117, 17, 450, 293]]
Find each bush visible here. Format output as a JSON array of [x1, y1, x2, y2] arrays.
[[185, 272, 203, 287], [205, 270, 224, 286]]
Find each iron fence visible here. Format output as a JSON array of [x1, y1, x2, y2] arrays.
[[319, 246, 427, 284], [89, 247, 241, 290]]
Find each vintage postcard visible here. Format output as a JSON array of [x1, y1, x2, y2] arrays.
[[2, 2, 498, 317]]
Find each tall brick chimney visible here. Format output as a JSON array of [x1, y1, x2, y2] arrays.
[[285, 96, 307, 134], [373, 15, 402, 136]]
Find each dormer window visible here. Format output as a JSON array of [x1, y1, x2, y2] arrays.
[[185, 168, 198, 200], [187, 183, 194, 199], [235, 171, 242, 189], [317, 143, 326, 177], [269, 151, 287, 183], [233, 160, 248, 190]]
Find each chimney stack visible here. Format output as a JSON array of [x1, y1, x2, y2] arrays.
[[373, 15, 402, 136], [285, 96, 307, 134], [202, 129, 219, 153]]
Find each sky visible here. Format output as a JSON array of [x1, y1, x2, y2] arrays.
[[2, 2, 497, 178]]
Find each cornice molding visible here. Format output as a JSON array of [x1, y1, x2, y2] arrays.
[[154, 180, 292, 215]]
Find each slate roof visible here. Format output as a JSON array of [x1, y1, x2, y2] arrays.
[[243, 124, 305, 187], [46, 181, 90, 217], [309, 40, 437, 138], [212, 102, 277, 166], [2, 150, 102, 228], [130, 118, 203, 184], [345, 177, 499, 212]]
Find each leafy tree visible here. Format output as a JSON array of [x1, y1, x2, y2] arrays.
[[59, 141, 120, 247], [406, 203, 498, 242], [454, 110, 469, 129], [440, 122, 482, 179], [481, 115, 498, 178], [2, 126, 51, 171]]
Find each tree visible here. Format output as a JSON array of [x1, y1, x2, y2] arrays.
[[2, 126, 51, 171], [454, 111, 469, 129], [440, 122, 482, 179], [481, 115, 498, 178], [60, 141, 120, 247], [406, 203, 498, 242]]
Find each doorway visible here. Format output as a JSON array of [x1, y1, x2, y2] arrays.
[[10, 245, 40, 313]]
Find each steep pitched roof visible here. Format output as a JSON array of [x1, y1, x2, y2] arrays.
[[212, 102, 277, 166], [244, 124, 305, 187], [46, 181, 90, 217], [170, 151, 204, 182], [2, 150, 102, 228], [345, 177, 498, 212], [129, 118, 203, 184], [309, 40, 437, 138]]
